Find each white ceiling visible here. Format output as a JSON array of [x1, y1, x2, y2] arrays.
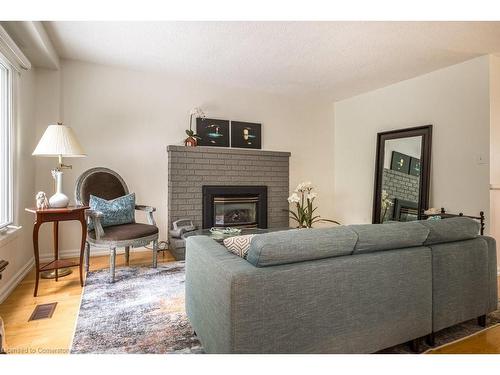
[[43, 21, 500, 100]]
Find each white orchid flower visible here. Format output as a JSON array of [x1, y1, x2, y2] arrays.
[[296, 181, 313, 192], [307, 192, 317, 200], [287, 193, 300, 204], [190, 107, 206, 118]]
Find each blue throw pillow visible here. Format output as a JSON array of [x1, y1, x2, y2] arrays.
[[88, 193, 135, 230]]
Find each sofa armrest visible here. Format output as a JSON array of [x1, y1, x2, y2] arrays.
[[135, 205, 156, 226], [185, 236, 254, 353], [480, 236, 498, 312]]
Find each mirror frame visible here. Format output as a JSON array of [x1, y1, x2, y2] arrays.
[[372, 125, 433, 224]]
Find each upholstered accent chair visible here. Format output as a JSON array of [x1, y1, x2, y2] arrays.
[[75, 167, 159, 282]]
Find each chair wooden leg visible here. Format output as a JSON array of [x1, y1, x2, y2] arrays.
[[478, 315, 487, 327], [152, 240, 158, 268], [84, 241, 90, 273], [110, 247, 116, 283], [125, 246, 130, 266]]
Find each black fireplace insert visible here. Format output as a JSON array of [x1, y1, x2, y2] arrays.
[[202, 185, 267, 229]]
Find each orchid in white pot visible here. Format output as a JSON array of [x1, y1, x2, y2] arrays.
[[287, 182, 340, 228], [185, 107, 206, 146]]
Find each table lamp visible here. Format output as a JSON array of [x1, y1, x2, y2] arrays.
[[32, 122, 86, 208]]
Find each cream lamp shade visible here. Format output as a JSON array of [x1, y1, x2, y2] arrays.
[[32, 123, 86, 157], [32, 122, 86, 209]]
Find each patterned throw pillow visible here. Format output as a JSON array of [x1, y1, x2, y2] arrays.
[[223, 234, 256, 258], [88, 193, 135, 230]]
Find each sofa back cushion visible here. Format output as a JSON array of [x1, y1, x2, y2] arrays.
[[419, 217, 479, 245], [349, 222, 430, 254], [246, 227, 358, 267]]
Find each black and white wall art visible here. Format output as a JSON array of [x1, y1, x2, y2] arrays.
[[230, 121, 262, 149], [196, 118, 230, 147]]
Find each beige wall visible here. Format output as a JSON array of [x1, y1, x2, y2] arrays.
[[489, 55, 500, 268], [0, 67, 37, 302], [34, 59, 336, 257], [333, 56, 491, 229]]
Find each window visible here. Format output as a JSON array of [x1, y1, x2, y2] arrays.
[[0, 58, 12, 229]]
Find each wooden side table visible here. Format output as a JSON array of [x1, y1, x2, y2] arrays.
[[25, 206, 89, 297]]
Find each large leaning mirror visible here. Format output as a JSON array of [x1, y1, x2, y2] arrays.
[[372, 125, 432, 224]]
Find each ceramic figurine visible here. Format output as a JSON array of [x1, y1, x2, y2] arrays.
[[35, 191, 50, 209]]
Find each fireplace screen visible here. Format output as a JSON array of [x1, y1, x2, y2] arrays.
[[214, 196, 258, 227], [202, 185, 267, 229]]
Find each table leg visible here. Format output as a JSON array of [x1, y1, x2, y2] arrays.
[[53, 222, 59, 281], [110, 247, 116, 283], [79, 213, 87, 287], [32, 221, 41, 297], [152, 240, 158, 268]]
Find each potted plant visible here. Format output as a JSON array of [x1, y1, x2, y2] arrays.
[[185, 107, 205, 147], [287, 182, 340, 228]]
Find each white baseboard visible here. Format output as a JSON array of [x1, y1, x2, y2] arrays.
[[0, 257, 34, 304], [39, 246, 152, 262]]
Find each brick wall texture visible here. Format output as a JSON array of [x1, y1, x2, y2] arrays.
[[167, 145, 291, 231], [382, 168, 419, 204]]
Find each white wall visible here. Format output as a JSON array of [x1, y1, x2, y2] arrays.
[[334, 56, 491, 227], [34, 59, 336, 257], [383, 136, 422, 169], [0, 67, 37, 302]]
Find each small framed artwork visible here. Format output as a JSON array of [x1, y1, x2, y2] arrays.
[[390, 151, 411, 174], [409, 157, 421, 177], [196, 118, 230, 147], [230, 121, 262, 149]]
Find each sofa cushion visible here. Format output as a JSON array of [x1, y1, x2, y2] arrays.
[[246, 227, 358, 267], [350, 222, 430, 254], [419, 217, 479, 245], [88, 223, 158, 241], [224, 234, 256, 258]]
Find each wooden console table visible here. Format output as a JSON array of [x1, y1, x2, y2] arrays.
[[25, 206, 89, 297]]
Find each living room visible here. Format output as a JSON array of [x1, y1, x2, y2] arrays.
[[2, 0, 500, 373]]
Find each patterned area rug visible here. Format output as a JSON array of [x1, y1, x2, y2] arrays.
[[71, 262, 500, 354], [71, 262, 202, 354]]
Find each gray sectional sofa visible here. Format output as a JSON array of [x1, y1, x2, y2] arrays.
[[185, 218, 497, 353]]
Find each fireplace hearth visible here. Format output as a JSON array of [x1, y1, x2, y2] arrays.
[[202, 185, 267, 229]]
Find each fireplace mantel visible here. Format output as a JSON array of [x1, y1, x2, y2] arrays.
[[166, 145, 291, 158]]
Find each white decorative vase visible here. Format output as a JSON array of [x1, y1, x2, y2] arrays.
[[49, 170, 69, 208]]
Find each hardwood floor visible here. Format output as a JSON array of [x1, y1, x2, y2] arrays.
[[0, 249, 174, 354], [0, 250, 499, 354]]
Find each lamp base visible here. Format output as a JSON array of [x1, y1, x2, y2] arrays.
[[49, 169, 69, 207]]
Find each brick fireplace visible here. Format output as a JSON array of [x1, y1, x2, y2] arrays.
[[167, 145, 291, 233]]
